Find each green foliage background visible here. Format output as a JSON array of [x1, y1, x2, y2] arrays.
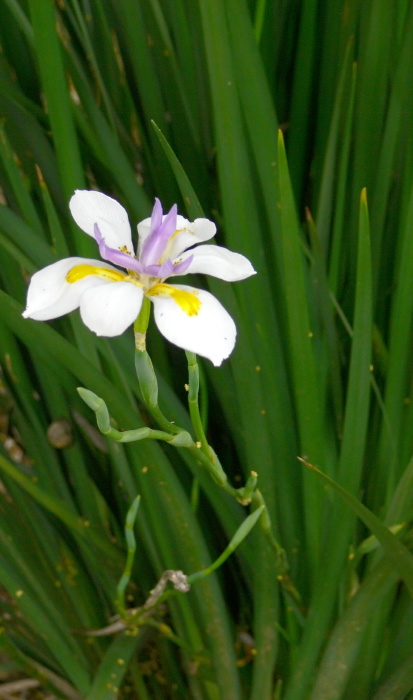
[[1, 1, 413, 698]]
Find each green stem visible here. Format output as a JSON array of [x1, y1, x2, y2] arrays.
[[187, 505, 265, 584], [134, 348, 183, 435], [185, 351, 211, 458], [77, 387, 191, 445], [79, 344, 298, 597], [133, 301, 182, 435], [187, 441, 228, 487], [133, 296, 151, 348], [116, 495, 141, 618]]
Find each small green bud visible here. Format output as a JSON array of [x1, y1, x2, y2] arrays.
[[168, 431, 194, 447], [77, 387, 103, 411], [236, 470, 258, 504], [135, 349, 158, 408]]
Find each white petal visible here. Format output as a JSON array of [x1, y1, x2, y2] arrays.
[[69, 190, 134, 252], [151, 284, 236, 366], [169, 216, 217, 259], [80, 282, 144, 337], [136, 216, 152, 256], [137, 214, 216, 259], [176, 215, 217, 241], [176, 245, 256, 281], [22, 258, 117, 321]]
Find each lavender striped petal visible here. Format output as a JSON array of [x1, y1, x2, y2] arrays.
[[169, 255, 194, 276], [140, 202, 178, 268], [94, 224, 143, 274], [150, 198, 163, 235], [143, 254, 194, 279], [143, 259, 175, 278]]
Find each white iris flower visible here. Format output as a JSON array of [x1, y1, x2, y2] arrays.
[[23, 190, 256, 366]]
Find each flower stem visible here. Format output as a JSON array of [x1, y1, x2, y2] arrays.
[[185, 351, 211, 458], [134, 296, 151, 351], [185, 351, 230, 486], [116, 495, 141, 618], [80, 339, 299, 596], [133, 299, 181, 435], [134, 349, 182, 435]]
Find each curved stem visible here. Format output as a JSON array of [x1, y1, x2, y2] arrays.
[[185, 351, 211, 459], [79, 345, 301, 600]]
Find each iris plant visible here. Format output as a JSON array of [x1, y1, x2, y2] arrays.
[[23, 191, 255, 365]]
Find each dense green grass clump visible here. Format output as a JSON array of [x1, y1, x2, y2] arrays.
[[1, 1, 413, 698]]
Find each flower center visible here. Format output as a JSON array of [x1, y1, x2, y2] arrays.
[[65, 266, 200, 316]]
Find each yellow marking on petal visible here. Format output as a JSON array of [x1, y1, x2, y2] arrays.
[[66, 264, 127, 284], [66, 264, 143, 288], [148, 283, 201, 316]]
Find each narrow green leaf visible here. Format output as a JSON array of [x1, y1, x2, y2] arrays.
[[377, 169, 413, 494], [0, 205, 55, 268], [0, 125, 42, 233], [304, 460, 413, 598], [85, 633, 142, 700], [336, 189, 372, 489], [285, 187, 373, 700], [310, 555, 398, 700], [277, 128, 325, 562], [151, 120, 203, 219], [373, 652, 413, 700], [286, 0, 319, 205], [0, 552, 92, 694], [188, 505, 264, 584], [386, 454, 413, 525], [0, 451, 121, 563], [315, 38, 354, 255], [328, 61, 358, 295], [27, 0, 85, 202]]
